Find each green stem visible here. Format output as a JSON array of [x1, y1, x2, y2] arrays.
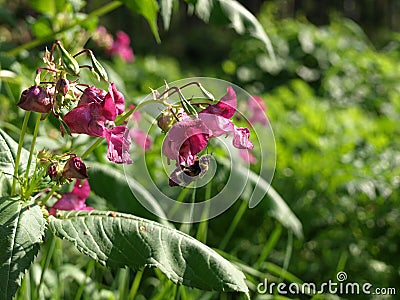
[[219, 197, 248, 250], [196, 182, 212, 243], [81, 138, 103, 159], [180, 185, 196, 234], [7, 1, 123, 56], [41, 184, 59, 206], [25, 113, 41, 183], [12, 111, 31, 195], [128, 269, 143, 300], [37, 234, 56, 298]]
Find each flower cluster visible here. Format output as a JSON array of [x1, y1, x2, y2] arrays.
[[16, 41, 135, 214], [161, 86, 254, 186]]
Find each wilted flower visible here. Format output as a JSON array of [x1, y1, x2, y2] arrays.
[[62, 155, 88, 179], [49, 180, 93, 216], [106, 31, 134, 62], [248, 96, 268, 125], [17, 85, 52, 113], [55, 78, 70, 96]]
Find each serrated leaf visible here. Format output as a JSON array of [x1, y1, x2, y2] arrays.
[[0, 129, 32, 195], [49, 210, 249, 296], [121, 0, 160, 43], [0, 197, 46, 300]]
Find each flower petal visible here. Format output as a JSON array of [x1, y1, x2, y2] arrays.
[[248, 96, 268, 125], [105, 126, 132, 164], [233, 126, 254, 149], [200, 86, 237, 118], [63, 103, 106, 137]]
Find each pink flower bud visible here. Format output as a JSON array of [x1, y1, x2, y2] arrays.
[[17, 86, 51, 113], [62, 155, 88, 179]]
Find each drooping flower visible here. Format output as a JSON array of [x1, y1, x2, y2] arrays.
[[248, 96, 268, 126], [106, 31, 134, 62], [62, 155, 88, 179], [49, 180, 93, 216], [63, 82, 132, 164], [17, 85, 52, 113], [162, 118, 210, 165]]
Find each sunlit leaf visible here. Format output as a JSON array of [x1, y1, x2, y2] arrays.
[[49, 210, 249, 296], [0, 197, 46, 300]]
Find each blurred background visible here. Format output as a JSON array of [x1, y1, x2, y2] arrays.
[[1, 0, 399, 298]]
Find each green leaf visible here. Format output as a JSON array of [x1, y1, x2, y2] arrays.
[[0, 197, 46, 300], [217, 156, 303, 239], [31, 17, 53, 38], [0, 129, 32, 195], [187, 0, 275, 60], [87, 162, 169, 226], [49, 210, 249, 296], [121, 0, 160, 43], [29, 0, 56, 17], [160, 0, 174, 30]]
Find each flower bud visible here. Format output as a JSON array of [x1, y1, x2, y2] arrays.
[[47, 163, 59, 180], [55, 78, 70, 96], [17, 86, 51, 113], [62, 155, 88, 179], [157, 113, 175, 133]]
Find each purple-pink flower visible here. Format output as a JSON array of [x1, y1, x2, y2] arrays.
[[162, 86, 254, 185], [63, 82, 132, 164], [130, 129, 152, 151], [248, 96, 268, 126], [49, 180, 93, 216], [239, 149, 257, 164], [106, 31, 135, 63]]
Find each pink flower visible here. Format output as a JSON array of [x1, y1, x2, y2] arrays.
[[162, 87, 254, 165], [107, 31, 134, 62], [49, 180, 93, 216], [162, 118, 210, 165], [105, 126, 132, 164], [130, 129, 152, 151], [248, 96, 268, 125], [63, 83, 132, 164]]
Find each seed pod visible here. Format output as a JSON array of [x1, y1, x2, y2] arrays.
[[56, 40, 80, 76]]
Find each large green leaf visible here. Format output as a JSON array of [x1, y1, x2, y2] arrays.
[[185, 0, 275, 59], [87, 162, 169, 226], [0, 197, 46, 300], [0, 129, 32, 196], [121, 0, 160, 42], [49, 210, 249, 296]]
